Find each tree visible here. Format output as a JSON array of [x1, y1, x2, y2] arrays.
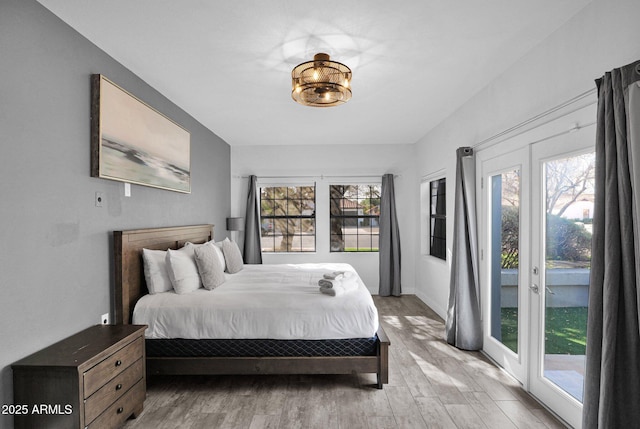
[[260, 186, 315, 252], [545, 153, 595, 217], [329, 185, 381, 251]]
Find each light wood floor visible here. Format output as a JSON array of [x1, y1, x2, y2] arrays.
[[123, 295, 567, 429]]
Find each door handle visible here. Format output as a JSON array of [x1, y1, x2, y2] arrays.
[[530, 284, 539, 294]]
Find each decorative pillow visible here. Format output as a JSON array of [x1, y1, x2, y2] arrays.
[[165, 245, 202, 294], [194, 243, 226, 290], [142, 248, 172, 294], [221, 238, 244, 274], [212, 241, 227, 271], [186, 240, 226, 271]]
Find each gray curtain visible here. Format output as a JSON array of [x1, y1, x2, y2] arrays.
[[583, 60, 640, 428], [242, 175, 262, 264], [379, 173, 401, 296], [445, 147, 482, 350]]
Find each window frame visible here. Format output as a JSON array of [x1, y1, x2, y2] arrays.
[[429, 177, 447, 260], [329, 184, 381, 253], [259, 183, 316, 253]]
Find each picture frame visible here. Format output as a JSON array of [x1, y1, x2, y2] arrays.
[[91, 74, 191, 193]]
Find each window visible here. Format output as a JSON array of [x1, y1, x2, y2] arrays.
[[260, 185, 315, 252], [429, 178, 446, 260], [330, 184, 380, 252]]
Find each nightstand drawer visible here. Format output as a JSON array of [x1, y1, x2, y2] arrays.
[[84, 357, 144, 425], [84, 336, 143, 398], [87, 379, 145, 429]]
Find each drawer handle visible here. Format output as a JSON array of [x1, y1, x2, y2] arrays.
[[115, 360, 122, 367], [117, 407, 124, 414], [116, 383, 123, 391]]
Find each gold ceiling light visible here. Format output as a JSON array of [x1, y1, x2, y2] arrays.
[[291, 53, 352, 107]]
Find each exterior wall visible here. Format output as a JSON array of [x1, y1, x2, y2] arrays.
[[501, 269, 590, 308]]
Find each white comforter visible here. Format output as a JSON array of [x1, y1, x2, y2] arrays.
[[133, 263, 379, 340]]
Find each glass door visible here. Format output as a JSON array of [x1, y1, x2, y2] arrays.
[[530, 128, 595, 429], [479, 147, 530, 383]]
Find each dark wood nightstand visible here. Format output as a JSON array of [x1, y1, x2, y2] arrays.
[[12, 324, 147, 429]]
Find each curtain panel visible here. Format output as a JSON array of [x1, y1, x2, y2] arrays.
[[583, 60, 640, 428], [445, 147, 482, 351], [243, 175, 263, 264], [379, 173, 401, 296]]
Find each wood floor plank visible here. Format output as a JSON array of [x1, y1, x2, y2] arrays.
[[462, 391, 518, 429], [123, 295, 567, 429], [413, 397, 457, 428], [444, 404, 488, 429], [495, 400, 550, 429], [249, 414, 281, 429]]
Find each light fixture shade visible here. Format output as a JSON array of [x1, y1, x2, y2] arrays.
[[292, 53, 352, 107], [226, 217, 244, 231]]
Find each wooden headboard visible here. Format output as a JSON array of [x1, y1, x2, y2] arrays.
[[113, 224, 214, 324]]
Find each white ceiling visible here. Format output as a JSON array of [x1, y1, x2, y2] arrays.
[[37, 0, 590, 147]]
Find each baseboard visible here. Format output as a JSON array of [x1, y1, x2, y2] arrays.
[[414, 290, 447, 320]]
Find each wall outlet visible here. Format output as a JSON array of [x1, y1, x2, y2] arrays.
[[101, 312, 110, 325], [95, 192, 104, 207]]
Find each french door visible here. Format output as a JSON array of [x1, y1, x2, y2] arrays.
[[529, 130, 594, 428], [479, 125, 594, 428], [479, 147, 530, 384]]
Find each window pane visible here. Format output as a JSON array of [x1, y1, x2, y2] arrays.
[[330, 198, 342, 215], [273, 200, 286, 216], [429, 178, 447, 260], [358, 235, 372, 252], [330, 218, 344, 251], [542, 152, 594, 402], [274, 187, 287, 199], [287, 199, 301, 215], [262, 187, 274, 199]]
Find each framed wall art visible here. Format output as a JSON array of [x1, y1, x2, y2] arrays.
[[91, 74, 191, 193]]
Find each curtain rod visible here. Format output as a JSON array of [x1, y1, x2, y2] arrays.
[[234, 174, 400, 179], [473, 87, 597, 150]]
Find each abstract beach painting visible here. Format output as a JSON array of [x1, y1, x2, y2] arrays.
[[91, 75, 191, 193]]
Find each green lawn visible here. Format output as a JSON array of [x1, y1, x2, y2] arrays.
[[500, 307, 587, 355]]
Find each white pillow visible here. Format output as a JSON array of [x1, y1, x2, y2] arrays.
[[165, 245, 202, 294], [212, 242, 226, 272], [142, 248, 172, 294], [221, 239, 244, 274], [194, 243, 226, 290]]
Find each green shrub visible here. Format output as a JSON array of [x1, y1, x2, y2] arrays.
[[545, 214, 592, 263], [499, 207, 592, 269]]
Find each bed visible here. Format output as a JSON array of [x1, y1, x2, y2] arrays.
[[113, 224, 389, 388]]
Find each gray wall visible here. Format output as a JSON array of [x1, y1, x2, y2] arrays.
[[0, 1, 230, 426]]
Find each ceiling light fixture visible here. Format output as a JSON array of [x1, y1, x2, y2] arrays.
[[291, 53, 352, 107]]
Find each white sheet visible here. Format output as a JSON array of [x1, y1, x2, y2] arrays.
[[133, 263, 379, 340]]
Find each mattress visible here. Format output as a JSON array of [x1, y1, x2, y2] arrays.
[[145, 336, 379, 357], [133, 263, 379, 340]]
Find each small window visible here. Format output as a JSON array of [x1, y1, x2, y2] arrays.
[[330, 184, 380, 252], [260, 185, 316, 252], [430, 178, 446, 260]]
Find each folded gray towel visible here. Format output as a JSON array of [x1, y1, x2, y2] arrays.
[[318, 279, 336, 288], [319, 286, 337, 296]]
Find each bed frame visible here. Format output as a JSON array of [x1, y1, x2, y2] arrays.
[[113, 224, 389, 388]]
